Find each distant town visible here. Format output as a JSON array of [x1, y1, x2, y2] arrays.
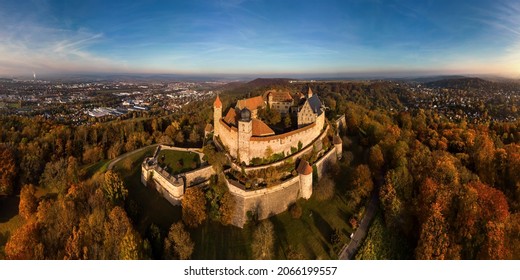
[[1, 77, 518, 126], [0, 78, 222, 125]]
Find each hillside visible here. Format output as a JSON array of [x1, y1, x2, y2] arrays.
[[424, 77, 494, 89]]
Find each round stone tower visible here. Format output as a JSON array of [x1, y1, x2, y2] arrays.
[[297, 160, 313, 199], [333, 135, 343, 159], [213, 94, 222, 137], [238, 108, 252, 165]]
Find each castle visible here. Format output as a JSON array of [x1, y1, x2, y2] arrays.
[[214, 88, 326, 165], [142, 87, 344, 227]]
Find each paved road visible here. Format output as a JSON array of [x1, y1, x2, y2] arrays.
[[338, 189, 379, 260], [107, 144, 159, 170]]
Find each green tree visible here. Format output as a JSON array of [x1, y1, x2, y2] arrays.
[[102, 170, 128, 206]]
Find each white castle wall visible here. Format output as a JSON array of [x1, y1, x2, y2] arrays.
[[141, 162, 183, 205]]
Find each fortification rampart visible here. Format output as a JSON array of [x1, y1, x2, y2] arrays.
[[218, 113, 325, 165], [230, 123, 330, 173], [226, 175, 302, 227]]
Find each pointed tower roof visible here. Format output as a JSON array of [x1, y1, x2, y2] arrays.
[[214, 94, 222, 108], [307, 87, 313, 98], [296, 160, 313, 175]]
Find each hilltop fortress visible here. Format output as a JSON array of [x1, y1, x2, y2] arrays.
[[142, 87, 345, 227], [214, 88, 326, 165]]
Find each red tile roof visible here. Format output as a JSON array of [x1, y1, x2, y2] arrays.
[[296, 160, 313, 175], [252, 119, 275, 136], [223, 108, 237, 126], [266, 90, 293, 102], [214, 95, 222, 108], [237, 95, 265, 111]]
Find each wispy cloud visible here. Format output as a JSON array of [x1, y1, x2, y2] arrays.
[[0, 14, 127, 76]]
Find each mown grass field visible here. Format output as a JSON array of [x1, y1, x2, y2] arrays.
[[156, 149, 201, 175]]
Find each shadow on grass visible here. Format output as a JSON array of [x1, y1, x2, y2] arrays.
[[312, 211, 333, 244], [270, 215, 290, 259], [0, 196, 19, 223]]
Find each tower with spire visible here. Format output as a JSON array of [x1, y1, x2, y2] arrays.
[[213, 94, 222, 137]]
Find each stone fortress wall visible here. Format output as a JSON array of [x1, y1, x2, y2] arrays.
[[230, 122, 330, 173], [141, 145, 215, 205], [226, 140, 341, 228], [218, 112, 325, 164]]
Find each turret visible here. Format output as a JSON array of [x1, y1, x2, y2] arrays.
[[297, 160, 313, 199], [213, 94, 222, 137], [238, 108, 252, 165]]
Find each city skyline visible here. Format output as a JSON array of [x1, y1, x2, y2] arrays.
[[1, 0, 519, 78]]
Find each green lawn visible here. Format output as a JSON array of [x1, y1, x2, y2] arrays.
[[270, 195, 353, 259], [156, 149, 201, 175]]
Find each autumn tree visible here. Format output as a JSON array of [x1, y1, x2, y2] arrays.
[[19, 184, 38, 220], [379, 179, 401, 229], [4, 221, 44, 260], [119, 230, 145, 260], [103, 206, 134, 259], [0, 144, 17, 195], [415, 203, 449, 260], [348, 164, 374, 209], [314, 175, 335, 201], [368, 144, 385, 178], [219, 191, 236, 225], [164, 221, 194, 260], [102, 170, 128, 206], [182, 187, 207, 228], [251, 220, 275, 260], [39, 158, 69, 193]]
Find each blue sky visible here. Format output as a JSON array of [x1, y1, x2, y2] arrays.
[[0, 0, 519, 77]]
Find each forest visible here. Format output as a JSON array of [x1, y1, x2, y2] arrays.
[[1, 79, 519, 259]]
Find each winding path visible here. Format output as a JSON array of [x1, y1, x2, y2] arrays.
[[107, 144, 159, 171], [338, 189, 379, 260]]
